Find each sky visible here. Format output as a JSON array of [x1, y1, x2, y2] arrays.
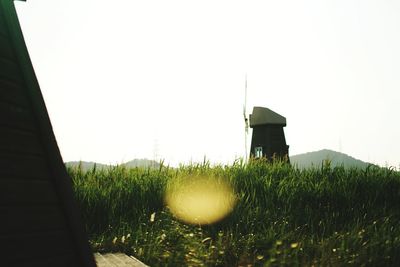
[[14, 0, 400, 167]]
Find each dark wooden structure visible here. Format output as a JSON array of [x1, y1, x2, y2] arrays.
[[249, 106, 289, 161], [0, 1, 96, 266]]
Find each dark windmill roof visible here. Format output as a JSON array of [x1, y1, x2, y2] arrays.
[[0, 1, 96, 266], [249, 106, 286, 127]]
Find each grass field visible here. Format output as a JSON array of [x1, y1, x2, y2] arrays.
[[68, 159, 400, 266]]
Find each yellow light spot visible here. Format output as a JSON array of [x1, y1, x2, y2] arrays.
[[165, 175, 236, 225], [150, 212, 156, 222]]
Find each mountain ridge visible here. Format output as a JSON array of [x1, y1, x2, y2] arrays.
[[65, 149, 375, 171], [65, 158, 161, 171], [290, 149, 373, 169]]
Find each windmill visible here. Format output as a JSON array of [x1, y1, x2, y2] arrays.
[[243, 74, 249, 162], [242, 75, 289, 162], [249, 106, 290, 162]]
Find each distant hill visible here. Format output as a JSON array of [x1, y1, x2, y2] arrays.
[[123, 159, 161, 169], [290, 149, 372, 169], [65, 161, 110, 171], [65, 158, 161, 171]]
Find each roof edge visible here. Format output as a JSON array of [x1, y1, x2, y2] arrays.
[[249, 106, 287, 127]]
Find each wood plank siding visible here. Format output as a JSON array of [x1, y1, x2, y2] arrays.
[[0, 1, 96, 266], [94, 253, 148, 267]]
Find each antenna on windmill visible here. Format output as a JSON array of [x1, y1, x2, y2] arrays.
[[243, 73, 249, 162]]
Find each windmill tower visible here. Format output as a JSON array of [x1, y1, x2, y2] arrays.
[[243, 76, 289, 162], [249, 107, 289, 162]]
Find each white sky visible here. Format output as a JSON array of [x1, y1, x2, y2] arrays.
[[14, 0, 400, 167]]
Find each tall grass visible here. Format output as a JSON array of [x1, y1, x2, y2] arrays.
[[69, 160, 400, 266]]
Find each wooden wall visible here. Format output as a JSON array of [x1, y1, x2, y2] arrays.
[[250, 124, 289, 161], [0, 1, 96, 266]]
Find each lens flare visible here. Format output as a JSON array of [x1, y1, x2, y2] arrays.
[[165, 175, 236, 225]]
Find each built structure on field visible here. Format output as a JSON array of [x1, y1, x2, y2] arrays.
[[249, 106, 289, 161], [0, 1, 96, 266]]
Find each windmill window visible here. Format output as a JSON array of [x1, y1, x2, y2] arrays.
[[255, 146, 263, 158]]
